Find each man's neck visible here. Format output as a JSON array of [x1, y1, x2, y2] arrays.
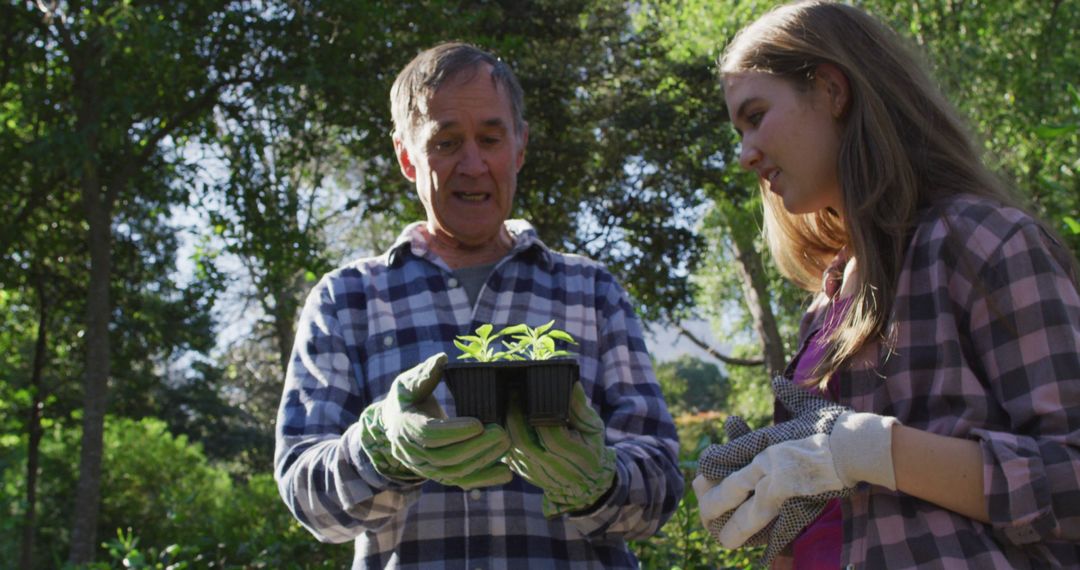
[[422, 224, 513, 270]]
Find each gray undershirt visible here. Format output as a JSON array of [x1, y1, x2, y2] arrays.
[[453, 263, 497, 307]]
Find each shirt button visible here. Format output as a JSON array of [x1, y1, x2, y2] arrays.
[[447, 277, 459, 288], [383, 336, 394, 347], [469, 489, 481, 501]]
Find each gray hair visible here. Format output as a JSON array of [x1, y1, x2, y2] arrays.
[[390, 42, 526, 144]]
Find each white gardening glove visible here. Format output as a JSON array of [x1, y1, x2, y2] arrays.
[[694, 375, 899, 564], [703, 412, 897, 546]]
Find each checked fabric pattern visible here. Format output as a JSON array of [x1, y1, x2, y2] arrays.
[[275, 220, 683, 568], [696, 375, 854, 565]]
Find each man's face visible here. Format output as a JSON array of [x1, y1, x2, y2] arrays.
[[395, 65, 528, 248]]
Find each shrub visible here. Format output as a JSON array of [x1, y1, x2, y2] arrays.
[[629, 410, 765, 569], [1, 416, 353, 569]]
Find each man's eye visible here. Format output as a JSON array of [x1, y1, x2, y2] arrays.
[[480, 136, 501, 146], [747, 111, 764, 126], [433, 140, 458, 152]]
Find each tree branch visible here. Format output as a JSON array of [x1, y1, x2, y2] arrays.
[[136, 75, 261, 167], [674, 323, 765, 367]]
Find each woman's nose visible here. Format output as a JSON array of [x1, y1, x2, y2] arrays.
[[738, 141, 761, 171]]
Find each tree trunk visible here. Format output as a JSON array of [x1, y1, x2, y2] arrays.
[[272, 290, 298, 374], [68, 50, 111, 564], [18, 272, 48, 570], [729, 228, 787, 379]]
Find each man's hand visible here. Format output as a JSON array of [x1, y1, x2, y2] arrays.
[[358, 353, 512, 489], [503, 382, 616, 517]]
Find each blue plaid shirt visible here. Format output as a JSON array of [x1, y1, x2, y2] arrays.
[[275, 220, 683, 569]]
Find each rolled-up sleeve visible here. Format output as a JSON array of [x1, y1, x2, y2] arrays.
[[961, 220, 1080, 544], [274, 276, 422, 543]]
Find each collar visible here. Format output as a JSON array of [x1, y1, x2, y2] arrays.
[[822, 246, 850, 299], [386, 219, 554, 270]]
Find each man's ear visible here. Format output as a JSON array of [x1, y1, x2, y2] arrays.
[[394, 137, 417, 182], [515, 121, 529, 173], [815, 63, 850, 118]]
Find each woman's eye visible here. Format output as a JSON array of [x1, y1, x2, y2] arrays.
[[747, 111, 764, 126]]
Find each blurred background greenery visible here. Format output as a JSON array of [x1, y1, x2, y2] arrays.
[[1, 0, 1076, 567]]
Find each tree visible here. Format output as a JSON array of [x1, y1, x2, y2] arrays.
[[867, 0, 1079, 256], [654, 354, 728, 415], [1, 1, 273, 562]]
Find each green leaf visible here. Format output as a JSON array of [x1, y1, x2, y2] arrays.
[[498, 323, 529, 336], [476, 323, 493, 339], [535, 320, 555, 335], [1034, 124, 1077, 139], [546, 330, 577, 344], [1064, 216, 1080, 235]]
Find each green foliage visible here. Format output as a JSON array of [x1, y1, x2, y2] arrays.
[[90, 528, 196, 570], [867, 0, 1080, 256], [455, 321, 578, 361], [0, 416, 353, 569], [454, 323, 516, 362], [630, 410, 765, 569], [655, 355, 729, 415], [498, 320, 578, 361], [3, 0, 1078, 567]]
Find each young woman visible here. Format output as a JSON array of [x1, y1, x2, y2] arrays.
[[692, 2, 1080, 569]]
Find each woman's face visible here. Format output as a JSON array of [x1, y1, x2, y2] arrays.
[[724, 71, 845, 215]]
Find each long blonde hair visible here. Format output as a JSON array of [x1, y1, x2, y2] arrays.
[[720, 1, 1020, 385]]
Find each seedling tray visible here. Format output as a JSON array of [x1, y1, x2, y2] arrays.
[[444, 358, 579, 426]]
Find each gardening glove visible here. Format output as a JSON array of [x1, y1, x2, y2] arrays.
[[503, 383, 617, 518], [358, 352, 513, 490], [694, 375, 899, 564]]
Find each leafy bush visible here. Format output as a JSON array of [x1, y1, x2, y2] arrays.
[[1, 416, 353, 569], [2, 409, 764, 569], [630, 410, 765, 569]]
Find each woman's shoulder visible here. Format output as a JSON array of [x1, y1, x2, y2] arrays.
[[919, 193, 1034, 233], [909, 193, 1076, 284], [911, 193, 1046, 262]]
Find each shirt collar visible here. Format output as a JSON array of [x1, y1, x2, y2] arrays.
[[386, 220, 553, 269]]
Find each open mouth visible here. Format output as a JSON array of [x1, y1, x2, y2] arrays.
[[454, 192, 490, 202]]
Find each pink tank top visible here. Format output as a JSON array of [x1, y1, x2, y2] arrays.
[[788, 291, 851, 569]]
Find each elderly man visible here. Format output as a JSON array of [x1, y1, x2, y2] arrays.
[[274, 42, 682, 568]]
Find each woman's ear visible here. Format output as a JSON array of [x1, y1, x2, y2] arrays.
[[815, 63, 850, 118]]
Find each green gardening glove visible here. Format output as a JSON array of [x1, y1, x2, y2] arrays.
[[358, 353, 512, 489], [503, 382, 617, 517]]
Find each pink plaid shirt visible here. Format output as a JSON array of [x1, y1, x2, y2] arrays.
[[784, 195, 1080, 569]]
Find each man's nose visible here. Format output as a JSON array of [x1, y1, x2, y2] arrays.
[[457, 140, 489, 177]]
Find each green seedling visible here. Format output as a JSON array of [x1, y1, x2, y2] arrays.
[[454, 323, 515, 361], [499, 320, 577, 361]]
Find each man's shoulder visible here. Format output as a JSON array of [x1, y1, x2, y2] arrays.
[[540, 249, 626, 290]]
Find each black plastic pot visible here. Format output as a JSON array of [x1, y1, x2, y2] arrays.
[[444, 358, 578, 427]]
